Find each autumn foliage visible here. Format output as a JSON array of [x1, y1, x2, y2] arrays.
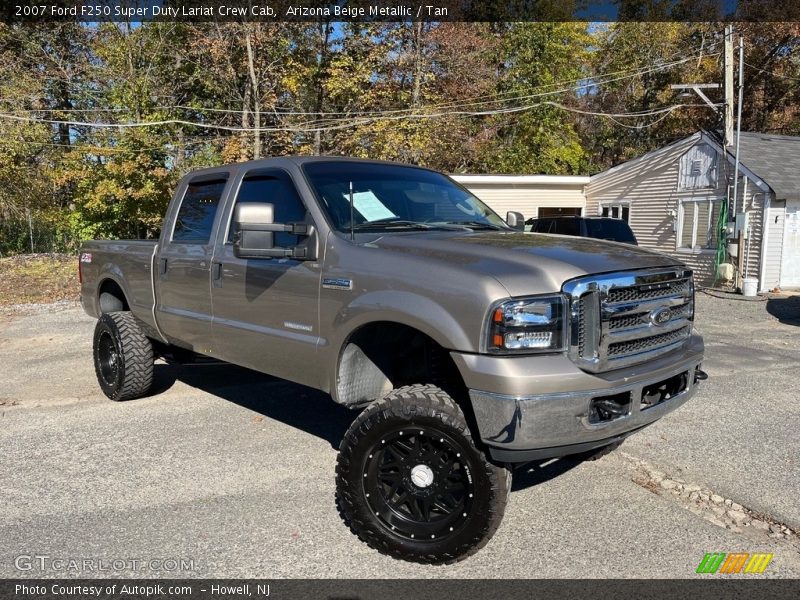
[[0, 21, 797, 252]]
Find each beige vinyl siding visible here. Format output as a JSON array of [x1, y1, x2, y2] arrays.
[[763, 198, 785, 290], [457, 183, 586, 220], [587, 133, 767, 287]]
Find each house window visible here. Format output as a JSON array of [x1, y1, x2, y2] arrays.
[[679, 143, 718, 190], [601, 203, 630, 222], [678, 198, 721, 251]]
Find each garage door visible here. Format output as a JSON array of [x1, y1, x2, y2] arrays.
[[538, 207, 582, 217], [782, 199, 800, 288]]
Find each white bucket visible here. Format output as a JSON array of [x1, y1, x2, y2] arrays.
[[741, 277, 759, 297]]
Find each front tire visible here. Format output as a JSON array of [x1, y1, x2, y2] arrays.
[[93, 312, 154, 401], [336, 385, 510, 564]]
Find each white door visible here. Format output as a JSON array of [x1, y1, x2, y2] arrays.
[[782, 199, 800, 288]]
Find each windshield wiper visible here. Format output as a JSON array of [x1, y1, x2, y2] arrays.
[[351, 219, 506, 232], [351, 219, 433, 231], [437, 220, 506, 230]]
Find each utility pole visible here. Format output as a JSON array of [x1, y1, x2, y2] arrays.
[[724, 24, 735, 147], [670, 25, 734, 144]]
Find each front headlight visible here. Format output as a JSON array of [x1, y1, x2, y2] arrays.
[[486, 295, 567, 354]]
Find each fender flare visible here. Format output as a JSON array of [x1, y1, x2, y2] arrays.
[[95, 267, 132, 315]]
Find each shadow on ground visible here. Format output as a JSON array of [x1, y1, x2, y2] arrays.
[[766, 294, 800, 326], [147, 361, 583, 494], [511, 458, 582, 492], [150, 362, 355, 449]]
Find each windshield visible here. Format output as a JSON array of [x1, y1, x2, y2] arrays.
[[302, 162, 507, 233]]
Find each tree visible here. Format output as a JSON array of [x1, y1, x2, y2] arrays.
[[580, 22, 721, 169], [737, 22, 800, 135], [483, 22, 592, 174]]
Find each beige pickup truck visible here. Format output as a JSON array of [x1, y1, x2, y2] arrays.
[[80, 157, 705, 564]]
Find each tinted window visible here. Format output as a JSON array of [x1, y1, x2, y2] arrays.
[[303, 162, 505, 231], [554, 219, 581, 236], [584, 219, 637, 244], [229, 170, 307, 247], [529, 219, 556, 233], [172, 179, 227, 243]]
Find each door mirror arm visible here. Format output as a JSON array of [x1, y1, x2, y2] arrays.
[[232, 203, 316, 260]]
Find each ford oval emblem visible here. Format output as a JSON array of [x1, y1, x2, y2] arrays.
[[650, 307, 672, 326]]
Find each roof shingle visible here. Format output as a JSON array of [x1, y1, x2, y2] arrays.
[[732, 132, 800, 201]]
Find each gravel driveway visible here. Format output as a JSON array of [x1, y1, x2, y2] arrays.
[[1, 293, 798, 578]]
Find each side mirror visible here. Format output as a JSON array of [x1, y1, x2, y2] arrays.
[[233, 203, 312, 259], [506, 211, 525, 231]]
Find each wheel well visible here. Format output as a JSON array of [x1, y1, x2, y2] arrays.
[[98, 279, 129, 313], [337, 322, 461, 406], [336, 321, 480, 436]]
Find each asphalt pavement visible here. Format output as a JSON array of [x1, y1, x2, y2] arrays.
[[1, 293, 798, 578]]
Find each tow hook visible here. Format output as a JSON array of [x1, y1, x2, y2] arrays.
[[694, 368, 709, 383]]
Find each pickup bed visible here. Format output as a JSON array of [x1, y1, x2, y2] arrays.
[[80, 156, 705, 564]]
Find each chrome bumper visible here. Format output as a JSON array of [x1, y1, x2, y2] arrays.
[[463, 334, 704, 462]]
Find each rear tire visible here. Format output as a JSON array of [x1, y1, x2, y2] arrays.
[[336, 384, 511, 564], [93, 312, 154, 401]]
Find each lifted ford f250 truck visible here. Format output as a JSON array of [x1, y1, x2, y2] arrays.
[[80, 157, 705, 564]]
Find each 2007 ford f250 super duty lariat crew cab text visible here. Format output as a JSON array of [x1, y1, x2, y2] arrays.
[[80, 157, 706, 564]]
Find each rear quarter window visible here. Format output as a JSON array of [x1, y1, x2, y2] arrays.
[[585, 219, 637, 244], [554, 219, 581, 236]]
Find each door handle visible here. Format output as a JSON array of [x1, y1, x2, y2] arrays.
[[212, 262, 223, 283], [159, 257, 168, 276]]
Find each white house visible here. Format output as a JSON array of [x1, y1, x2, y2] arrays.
[[451, 174, 589, 222], [587, 131, 800, 291]]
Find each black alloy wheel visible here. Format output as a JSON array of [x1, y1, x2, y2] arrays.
[[92, 311, 154, 401], [363, 426, 473, 542]]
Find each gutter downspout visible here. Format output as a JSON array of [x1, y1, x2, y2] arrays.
[[743, 178, 750, 278], [758, 193, 771, 293]]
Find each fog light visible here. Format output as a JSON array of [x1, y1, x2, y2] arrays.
[[504, 331, 553, 349]]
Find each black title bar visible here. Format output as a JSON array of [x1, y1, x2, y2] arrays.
[[3, 0, 800, 23], [3, 579, 800, 600]]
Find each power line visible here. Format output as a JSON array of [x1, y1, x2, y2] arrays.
[[0, 51, 719, 120], [743, 61, 800, 82], [0, 101, 698, 137]]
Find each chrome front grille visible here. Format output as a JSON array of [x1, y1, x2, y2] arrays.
[[564, 268, 694, 373], [606, 279, 691, 304], [607, 325, 691, 357], [608, 303, 692, 331]]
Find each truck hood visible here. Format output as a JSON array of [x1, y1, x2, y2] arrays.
[[366, 230, 682, 296]]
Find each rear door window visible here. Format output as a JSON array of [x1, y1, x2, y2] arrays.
[[172, 178, 227, 243]]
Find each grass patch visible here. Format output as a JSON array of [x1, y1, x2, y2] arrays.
[[0, 254, 79, 307]]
